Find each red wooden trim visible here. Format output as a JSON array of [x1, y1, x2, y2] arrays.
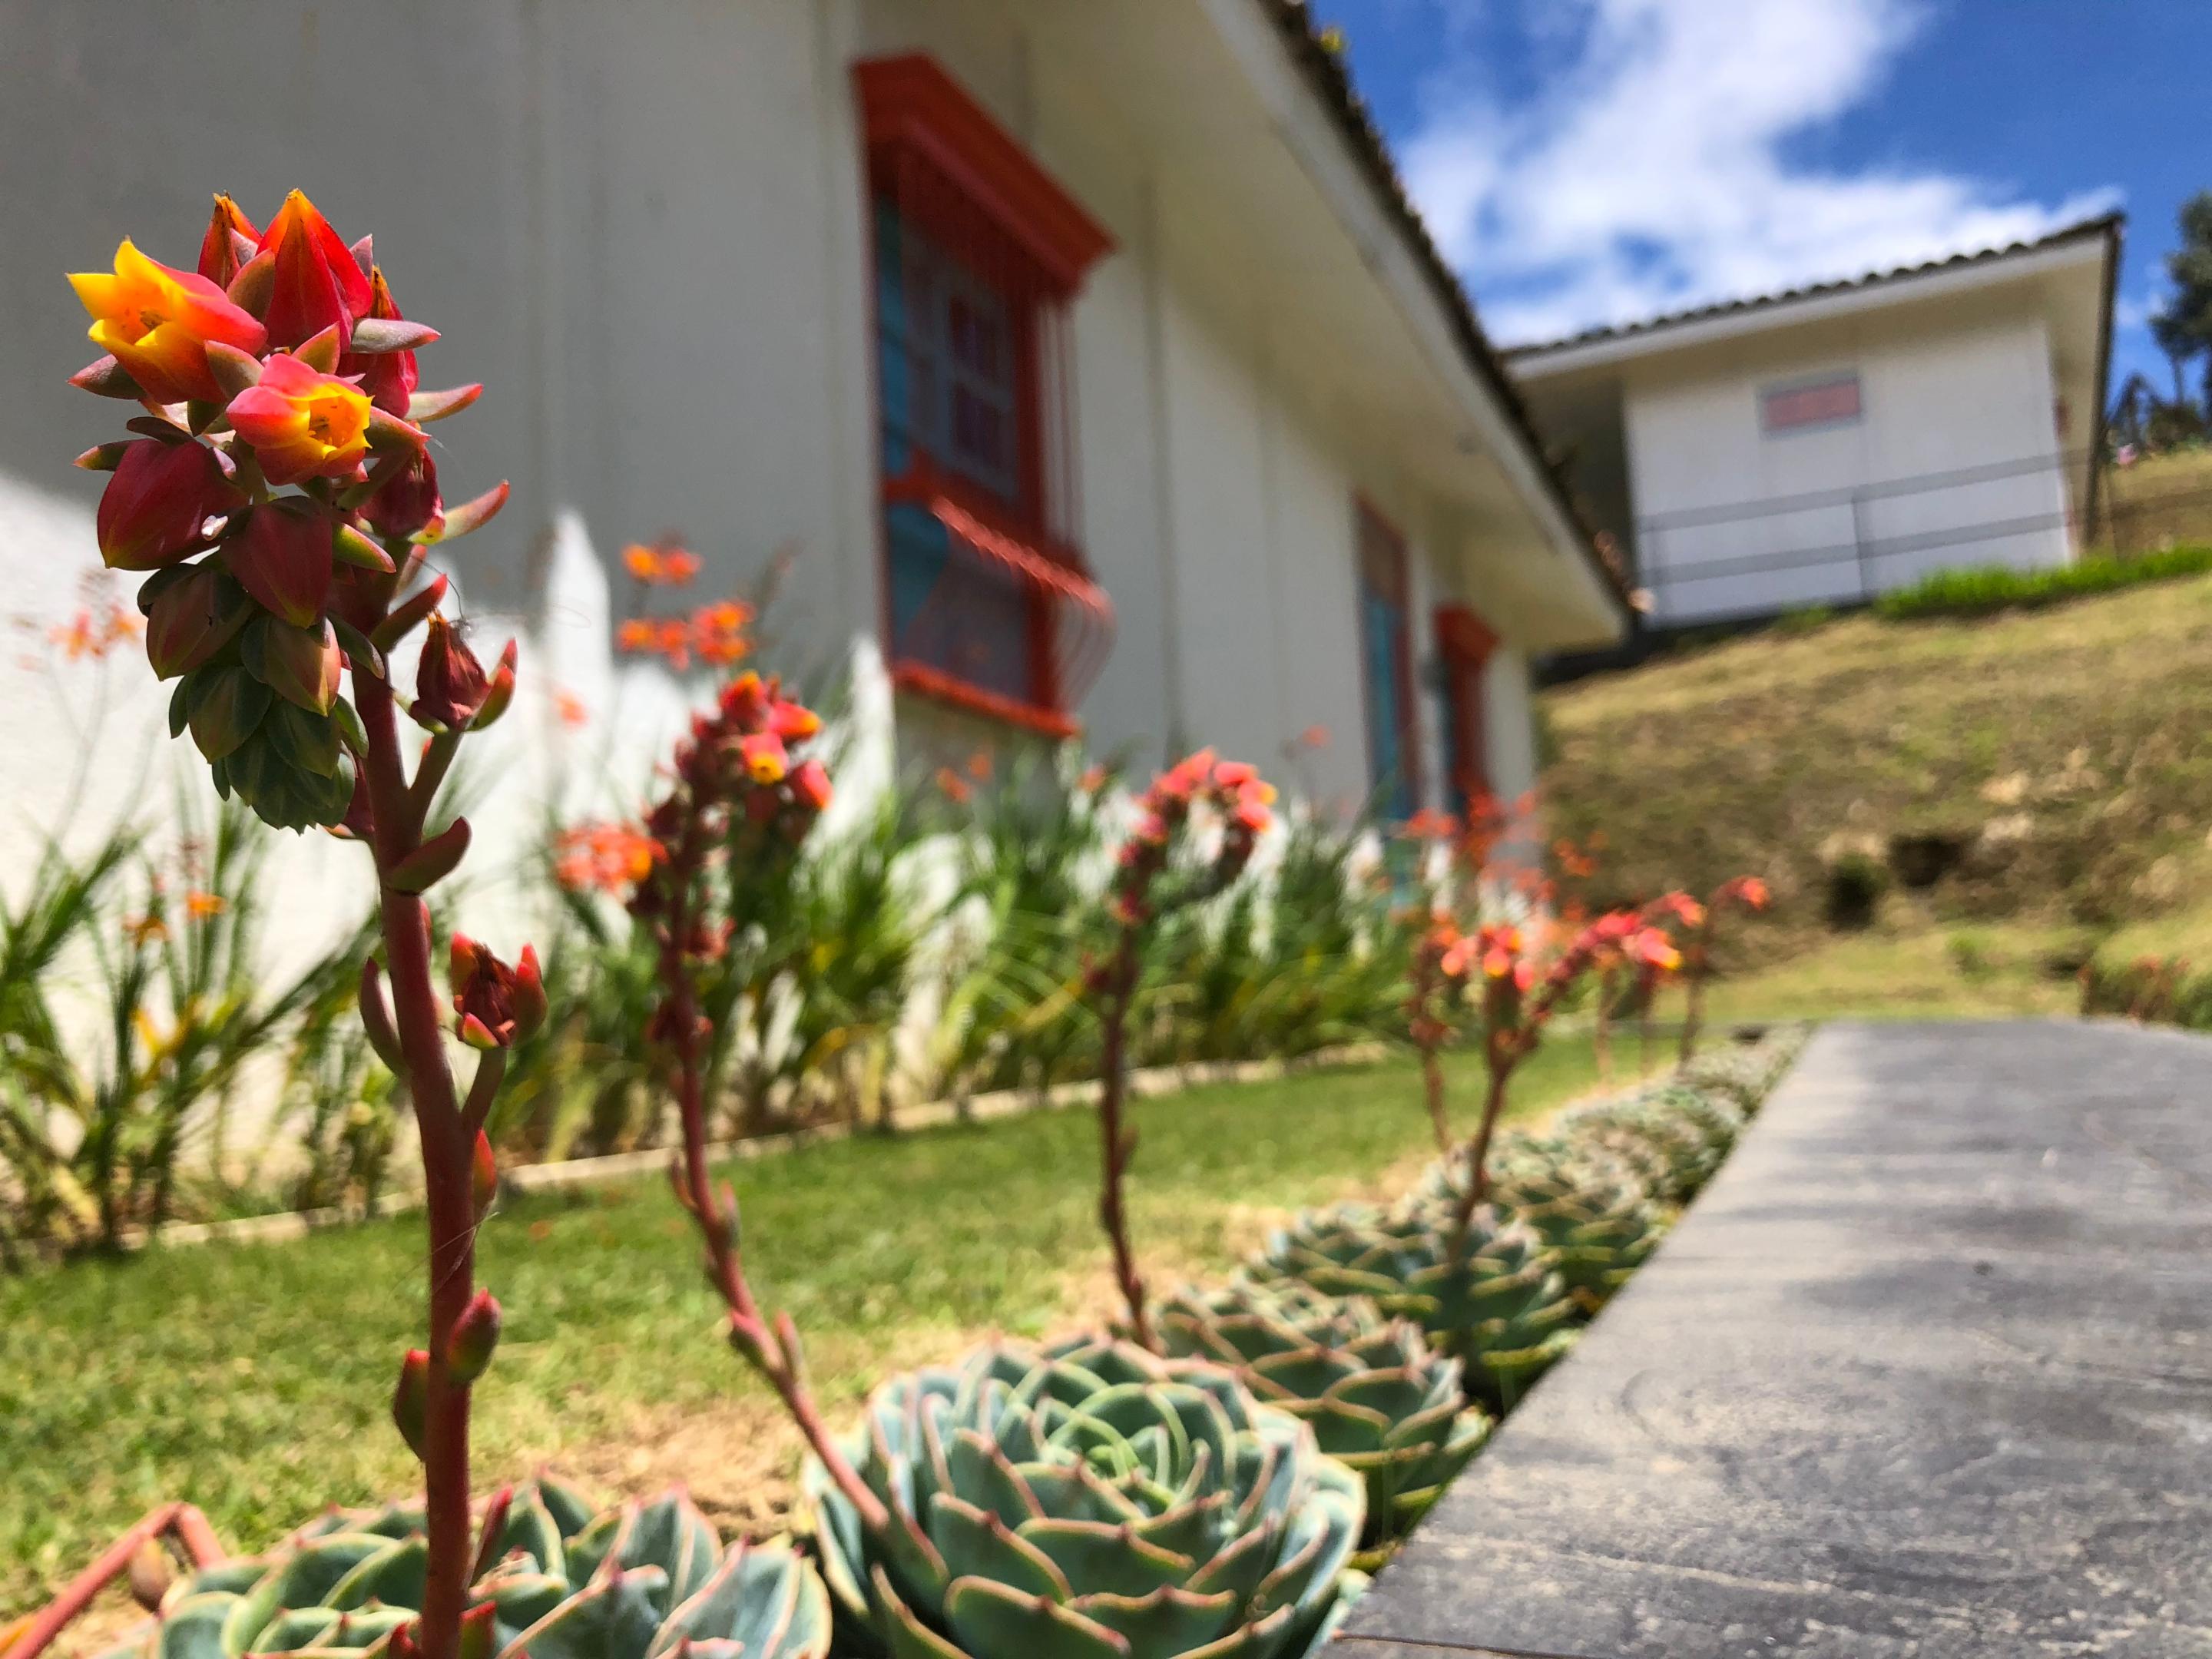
[[853, 55, 1114, 295], [1435, 603, 1495, 803], [1435, 601, 1498, 664], [892, 660, 1081, 739]]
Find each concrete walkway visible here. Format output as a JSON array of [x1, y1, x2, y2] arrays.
[[1339, 1021, 2212, 1658]]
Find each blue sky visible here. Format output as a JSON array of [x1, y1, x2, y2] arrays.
[[1311, 0, 2208, 398]]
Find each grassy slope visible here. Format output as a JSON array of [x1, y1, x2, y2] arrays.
[[2, 1040, 1603, 1621], [2107, 446, 2212, 555], [1541, 568, 2212, 959]]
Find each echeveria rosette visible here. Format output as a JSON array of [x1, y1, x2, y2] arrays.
[[88, 1477, 830, 1659], [1411, 1137, 1666, 1312], [803, 1339, 1366, 1659], [1249, 1205, 1578, 1415], [1156, 1281, 1491, 1548], [66, 190, 502, 835]]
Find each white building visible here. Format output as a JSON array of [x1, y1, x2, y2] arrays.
[[1508, 218, 2121, 634], [0, 0, 1628, 910]]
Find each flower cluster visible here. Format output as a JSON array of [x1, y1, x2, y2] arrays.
[[622, 539, 704, 586], [616, 600, 754, 671], [551, 822, 663, 895], [67, 191, 509, 830], [1104, 749, 1276, 935], [626, 671, 832, 956]]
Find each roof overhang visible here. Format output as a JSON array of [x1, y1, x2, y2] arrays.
[[1512, 219, 2123, 382], [996, 2, 1631, 651]]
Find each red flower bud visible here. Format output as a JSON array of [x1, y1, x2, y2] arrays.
[[412, 614, 489, 731], [197, 194, 260, 288], [144, 563, 249, 680], [258, 190, 373, 351], [445, 1290, 502, 1386], [97, 440, 241, 572], [392, 1348, 429, 1459], [449, 934, 542, 1049], [340, 268, 422, 417], [221, 500, 334, 628], [362, 448, 442, 541], [738, 733, 788, 784]]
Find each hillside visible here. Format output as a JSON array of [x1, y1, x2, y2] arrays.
[[1539, 561, 2212, 975]]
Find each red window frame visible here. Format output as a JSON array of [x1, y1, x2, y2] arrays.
[[855, 55, 1114, 737], [1435, 602, 1498, 813]]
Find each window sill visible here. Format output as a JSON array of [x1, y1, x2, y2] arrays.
[[890, 661, 1079, 740]]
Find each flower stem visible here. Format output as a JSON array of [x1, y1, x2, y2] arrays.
[[353, 657, 474, 1659], [1094, 933, 1154, 1351]]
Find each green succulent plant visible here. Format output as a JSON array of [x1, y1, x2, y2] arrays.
[[1249, 1204, 1577, 1412], [1682, 1029, 1805, 1111], [1558, 1094, 1720, 1205], [93, 1477, 830, 1659], [1411, 1137, 1665, 1310], [803, 1337, 1365, 1659], [1154, 1280, 1492, 1547]]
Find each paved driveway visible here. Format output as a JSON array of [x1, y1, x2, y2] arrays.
[[1339, 1021, 2212, 1658]]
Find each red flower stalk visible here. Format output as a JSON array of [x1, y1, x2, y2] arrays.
[[1406, 912, 1476, 1151], [57, 190, 518, 1659], [1089, 751, 1276, 1351], [599, 652, 882, 1531], [1676, 876, 1770, 1064], [1445, 910, 1677, 1257]]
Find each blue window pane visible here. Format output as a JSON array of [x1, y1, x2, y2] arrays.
[[885, 503, 1035, 702], [1361, 590, 1414, 820]]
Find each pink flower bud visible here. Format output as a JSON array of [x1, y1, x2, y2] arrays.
[[362, 449, 442, 541], [790, 759, 833, 813]]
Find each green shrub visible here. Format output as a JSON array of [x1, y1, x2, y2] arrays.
[[1874, 545, 2212, 621]]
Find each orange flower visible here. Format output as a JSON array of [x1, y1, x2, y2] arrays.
[[68, 239, 267, 403], [184, 890, 226, 919], [1299, 724, 1330, 750], [555, 690, 589, 730], [49, 604, 141, 661], [616, 618, 656, 655], [226, 354, 382, 484], [621, 541, 704, 586], [553, 823, 661, 894], [936, 767, 972, 805], [738, 732, 788, 784]]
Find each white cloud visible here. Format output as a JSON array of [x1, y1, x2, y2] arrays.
[[1401, 0, 2119, 346]]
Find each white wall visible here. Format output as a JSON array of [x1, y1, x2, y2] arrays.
[[0, 0, 1550, 944], [1623, 308, 2071, 624]]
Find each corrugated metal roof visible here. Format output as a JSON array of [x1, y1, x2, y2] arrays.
[[1505, 214, 2124, 359]]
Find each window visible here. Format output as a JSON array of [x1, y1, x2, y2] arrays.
[[856, 55, 1115, 735], [1760, 372, 1862, 434], [1356, 502, 1421, 820], [1434, 603, 1497, 816]]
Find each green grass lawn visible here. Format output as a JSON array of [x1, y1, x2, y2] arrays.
[[2, 1040, 1605, 1621]]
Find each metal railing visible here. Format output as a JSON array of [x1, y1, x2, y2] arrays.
[[1632, 449, 2101, 621]]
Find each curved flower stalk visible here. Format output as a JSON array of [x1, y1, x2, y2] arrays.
[[1405, 915, 1475, 1152], [1089, 750, 1276, 1350], [61, 191, 525, 1659], [616, 668, 885, 1532], [802, 1338, 1365, 1659], [1674, 876, 1771, 1065], [1445, 912, 1676, 1257]]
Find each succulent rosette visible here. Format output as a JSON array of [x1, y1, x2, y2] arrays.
[[803, 1338, 1365, 1659], [1412, 1137, 1665, 1310], [90, 1478, 830, 1659], [1249, 1204, 1578, 1413], [1156, 1281, 1491, 1546], [67, 191, 508, 831]]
